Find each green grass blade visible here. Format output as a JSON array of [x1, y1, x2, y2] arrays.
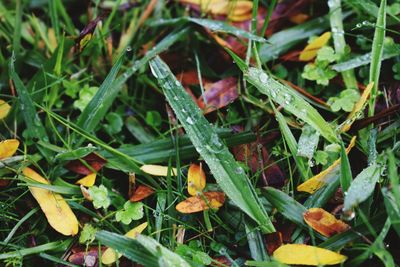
[[244, 67, 339, 143], [13, 0, 22, 55], [340, 140, 352, 193], [76, 51, 125, 135], [0, 241, 64, 260], [369, 0, 386, 116], [149, 56, 275, 233], [329, 0, 358, 90], [304, 175, 340, 208], [48, 0, 60, 39], [343, 164, 380, 212], [9, 56, 52, 159], [95, 231, 159, 266], [245, 220, 269, 261], [261, 187, 307, 228], [382, 187, 400, 237]]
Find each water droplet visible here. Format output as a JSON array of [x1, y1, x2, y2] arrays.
[[186, 117, 194, 125], [259, 72, 269, 84], [235, 167, 244, 174], [175, 80, 180, 86], [308, 159, 315, 167], [356, 23, 362, 28], [362, 20, 369, 26], [342, 210, 355, 221], [126, 46, 132, 52]]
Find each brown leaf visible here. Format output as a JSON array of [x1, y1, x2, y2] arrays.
[[69, 246, 106, 267], [212, 256, 232, 266], [177, 70, 211, 87], [65, 152, 107, 175], [176, 192, 225, 213], [265, 231, 283, 255], [197, 77, 239, 114], [130, 185, 155, 202], [303, 208, 350, 237]]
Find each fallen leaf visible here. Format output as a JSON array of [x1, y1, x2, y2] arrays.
[[75, 14, 105, 52], [289, 13, 309, 24], [273, 244, 347, 265], [197, 77, 239, 114], [140, 164, 177, 176], [0, 139, 19, 160], [297, 136, 356, 194], [69, 246, 105, 267], [102, 222, 148, 265], [187, 163, 206, 196], [265, 231, 283, 255], [65, 152, 107, 175], [176, 192, 225, 213], [303, 208, 350, 237], [340, 82, 374, 132], [0, 99, 11, 119], [23, 167, 79, 236], [130, 185, 155, 202], [299, 32, 331, 61], [76, 173, 97, 187]]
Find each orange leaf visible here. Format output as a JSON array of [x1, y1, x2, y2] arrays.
[[304, 208, 350, 237], [0, 139, 19, 160], [297, 136, 356, 194], [130, 185, 155, 202], [176, 192, 225, 213], [187, 163, 206, 196], [273, 244, 347, 265], [23, 167, 79, 236], [0, 99, 11, 119], [299, 32, 331, 61]]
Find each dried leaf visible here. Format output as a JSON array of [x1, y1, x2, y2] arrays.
[[75, 14, 104, 52], [273, 244, 347, 265], [69, 246, 104, 267], [297, 136, 356, 194], [340, 82, 374, 132], [187, 163, 206, 196], [101, 222, 148, 265], [265, 232, 283, 255], [303, 208, 350, 237], [176, 192, 225, 213], [289, 13, 309, 24], [23, 167, 79, 236], [299, 32, 331, 61], [76, 173, 97, 187], [65, 152, 107, 175], [0, 99, 11, 119], [130, 185, 155, 202], [140, 164, 177, 176], [0, 139, 19, 160], [197, 77, 239, 114]]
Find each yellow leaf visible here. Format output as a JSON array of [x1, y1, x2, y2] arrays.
[[273, 244, 347, 266], [299, 32, 331, 61], [0, 139, 19, 160], [23, 167, 79, 236], [140, 164, 177, 176], [0, 99, 11, 120], [76, 173, 96, 187], [188, 163, 206, 196], [176, 192, 225, 213], [297, 136, 356, 194], [304, 208, 350, 237], [340, 82, 374, 132], [101, 222, 148, 265]]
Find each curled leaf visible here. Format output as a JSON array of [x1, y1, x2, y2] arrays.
[[297, 136, 356, 194], [340, 82, 374, 132], [0, 99, 11, 119], [140, 164, 177, 176], [273, 244, 347, 265], [101, 222, 148, 265], [304, 208, 350, 237], [176, 192, 225, 213], [23, 167, 79, 236], [130, 185, 155, 202], [76, 173, 97, 187], [187, 163, 206, 196], [0, 139, 19, 160], [299, 32, 331, 61]]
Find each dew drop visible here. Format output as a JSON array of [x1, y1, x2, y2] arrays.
[[186, 117, 194, 125], [259, 72, 269, 84], [126, 46, 132, 52]]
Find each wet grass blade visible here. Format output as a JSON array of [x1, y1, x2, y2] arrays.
[[149, 56, 275, 233], [9, 56, 52, 159], [0, 241, 64, 260], [369, 0, 386, 116], [152, 18, 266, 42], [244, 67, 339, 143], [340, 140, 352, 193], [382, 187, 400, 237]]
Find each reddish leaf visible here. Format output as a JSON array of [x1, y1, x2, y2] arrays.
[[212, 256, 232, 266], [265, 231, 283, 255], [176, 192, 225, 213], [303, 208, 350, 237], [69, 246, 106, 267], [0, 179, 10, 188], [177, 70, 211, 87], [130, 185, 155, 202], [197, 77, 239, 114], [65, 153, 107, 175], [75, 13, 108, 52]]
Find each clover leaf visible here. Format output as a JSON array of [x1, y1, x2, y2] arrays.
[[115, 201, 144, 225], [88, 185, 110, 209], [79, 224, 97, 244], [328, 89, 360, 112], [302, 62, 337, 86]]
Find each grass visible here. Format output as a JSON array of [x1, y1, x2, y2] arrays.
[[0, 0, 399, 266]]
